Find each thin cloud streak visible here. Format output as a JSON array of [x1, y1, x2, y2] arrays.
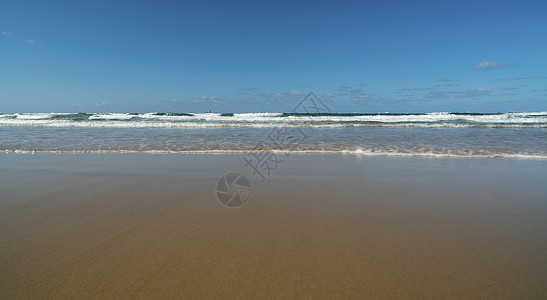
[[1, 30, 44, 45], [472, 61, 508, 70], [400, 86, 430, 91]]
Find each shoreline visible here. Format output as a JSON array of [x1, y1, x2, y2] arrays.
[[2, 150, 547, 159]]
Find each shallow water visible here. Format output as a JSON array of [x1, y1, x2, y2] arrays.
[[1, 112, 546, 158]]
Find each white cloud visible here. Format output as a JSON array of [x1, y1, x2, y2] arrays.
[[433, 84, 459, 87], [258, 90, 307, 105], [236, 87, 259, 95], [339, 85, 363, 95], [400, 86, 430, 91], [338, 85, 373, 102], [463, 88, 492, 97], [437, 78, 453, 82], [494, 77, 528, 81], [1, 30, 44, 45], [472, 61, 508, 70], [424, 91, 450, 100]]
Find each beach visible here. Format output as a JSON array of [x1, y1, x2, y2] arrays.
[[1, 153, 546, 298], [3, 0, 547, 297]]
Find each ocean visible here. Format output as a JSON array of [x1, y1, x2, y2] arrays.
[[1, 112, 546, 158]]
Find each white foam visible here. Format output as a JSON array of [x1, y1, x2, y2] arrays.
[[3, 148, 546, 159], [1, 112, 546, 128], [88, 113, 137, 120], [346, 148, 547, 159]]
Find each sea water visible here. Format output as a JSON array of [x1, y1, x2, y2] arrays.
[[1, 112, 546, 158]]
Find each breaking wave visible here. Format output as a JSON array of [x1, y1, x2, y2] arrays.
[[1, 112, 546, 128]]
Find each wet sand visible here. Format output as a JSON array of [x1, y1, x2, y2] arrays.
[[1, 153, 546, 298]]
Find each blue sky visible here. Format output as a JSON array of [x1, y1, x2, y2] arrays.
[[1, 0, 546, 113]]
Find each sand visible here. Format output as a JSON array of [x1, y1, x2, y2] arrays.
[[1, 153, 546, 298]]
